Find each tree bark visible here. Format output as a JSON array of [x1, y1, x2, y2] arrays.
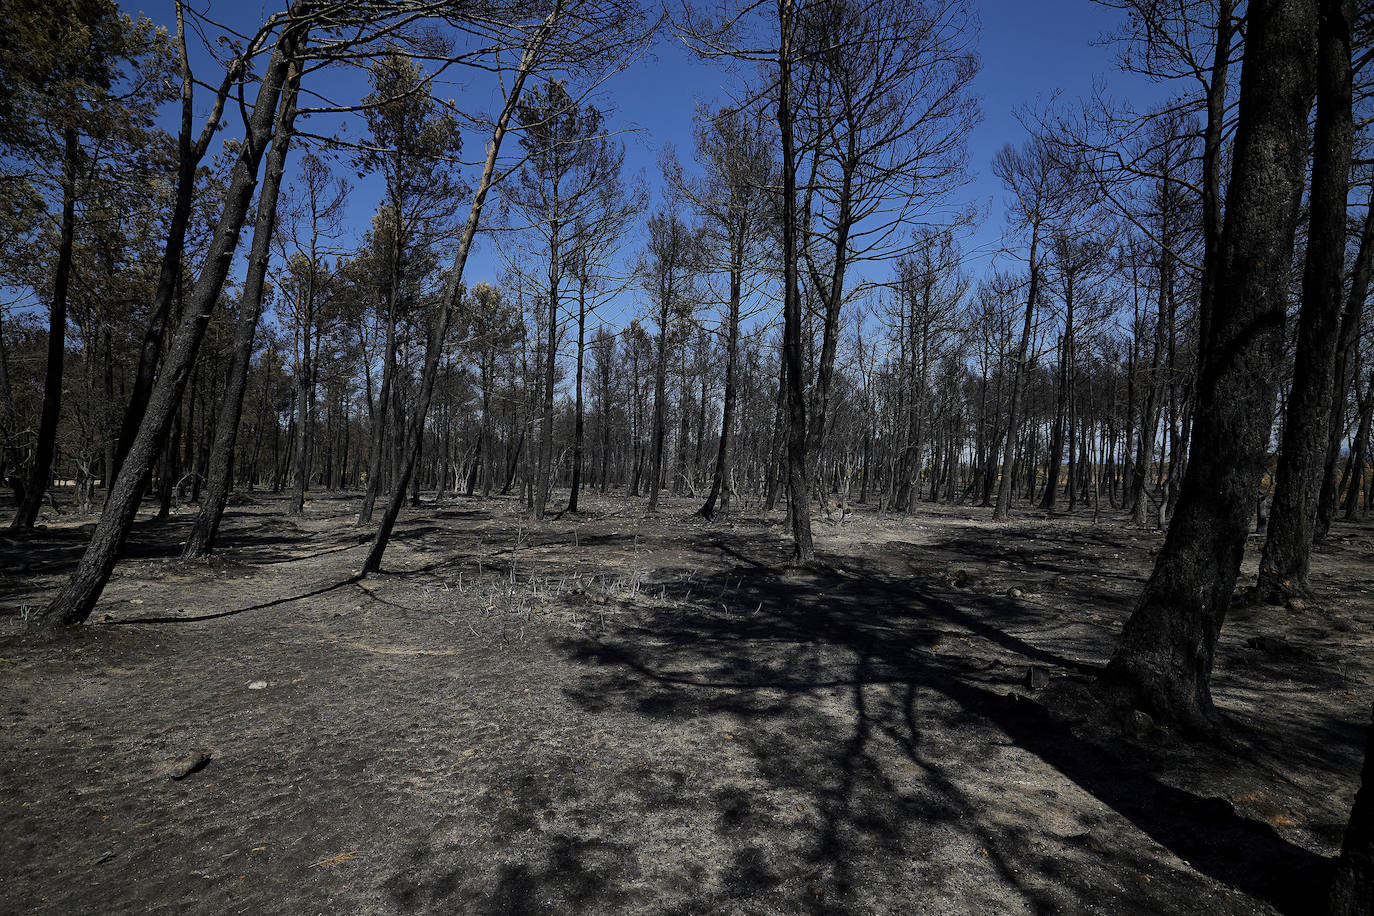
[[1257, 0, 1355, 601], [36, 27, 301, 627], [1317, 203, 1374, 541], [362, 12, 555, 575], [778, 0, 813, 561], [1101, 0, 1318, 727], [12, 127, 78, 530], [1330, 703, 1374, 916], [183, 59, 300, 559]]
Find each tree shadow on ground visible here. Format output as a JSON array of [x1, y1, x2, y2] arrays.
[[532, 536, 1329, 914]]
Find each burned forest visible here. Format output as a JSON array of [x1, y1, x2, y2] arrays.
[[3, 0, 1374, 913]]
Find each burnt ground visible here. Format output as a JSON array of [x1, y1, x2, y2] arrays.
[[1, 490, 1371, 915]]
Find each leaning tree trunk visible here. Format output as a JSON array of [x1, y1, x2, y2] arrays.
[[1330, 702, 1374, 916], [1257, 0, 1354, 602], [1101, 0, 1318, 728], [12, 127, 78, 530], [183, 62, 300, 560], [362, 14, 554, 575], [113, 8, 239, 484], [35, 29, 300, 628]]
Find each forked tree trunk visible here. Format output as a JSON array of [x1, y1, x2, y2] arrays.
[[183, 61, 300, 560], [1257, 0, 1354, 601], [1102, 0, 1317, 728], [114, 7, 240, 484], [36, 29, 301, 627]]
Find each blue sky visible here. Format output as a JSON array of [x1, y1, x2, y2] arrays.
[[146, 0, 1170, 332]]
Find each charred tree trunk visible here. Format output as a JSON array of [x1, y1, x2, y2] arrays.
[[699, 231, 744, 521], [1101, 0, 1317, 727], [648, 325, 669, 512], [1330, 703, 1374, 916], [778, 0, 813, 561], [1043, 334, 1067, 513], [36, 28, 301, 627], [1258, 0, 1354, 601], [535, 226, 559, 519], [568, 273, 587, 514], [362, 18, 551, 575], [358, 290, 398, 524], [1317, 203, 1374, 540], [1346, 377, 1373, 520], [12, 128, 78, 530], [183, 65, 299, 559], [994, 241, 1038, 522], [288, 281, 314, 516], [113, 10, 237, 484]]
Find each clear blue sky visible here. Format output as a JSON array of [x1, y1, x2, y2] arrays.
[[145, 0, 1169, 330]]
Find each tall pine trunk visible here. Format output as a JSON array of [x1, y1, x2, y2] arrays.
[[1257, 0, 1354, 601], [778, 0, 813, 561], [12, 128, 78, 530], [698, 231, 743, 520], [568, 272, 587, 513], [1102, 0, 1317, 728]]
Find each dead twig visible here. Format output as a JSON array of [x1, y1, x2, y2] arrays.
[[308, 850, 361, 869]]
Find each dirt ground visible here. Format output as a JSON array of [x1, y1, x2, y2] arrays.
[[1, 489, 1371, 915]]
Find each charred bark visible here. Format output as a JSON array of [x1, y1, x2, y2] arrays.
[[1258, 0, 1355, 601], [182, 60, 300, 559], [37, 26, 302, 627], [1102, 0, 1318, 727]]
